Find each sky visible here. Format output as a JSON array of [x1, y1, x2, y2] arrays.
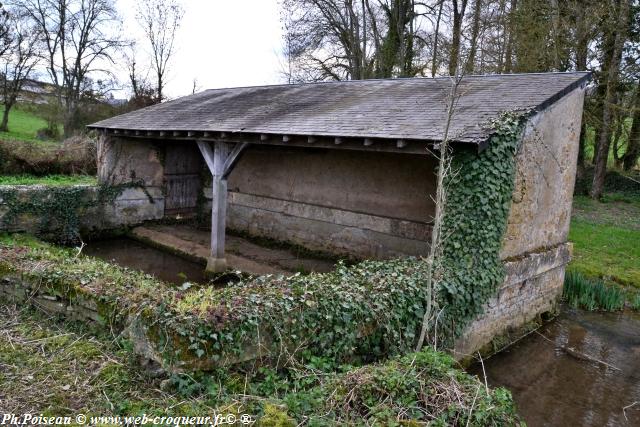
[[113, 0, 285, 99]]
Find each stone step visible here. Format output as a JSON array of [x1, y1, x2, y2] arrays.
[[130, 225, 287, 276]]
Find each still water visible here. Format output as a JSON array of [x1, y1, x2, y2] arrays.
[[470, 307, 640, 426], [84, 237, 207, 285]]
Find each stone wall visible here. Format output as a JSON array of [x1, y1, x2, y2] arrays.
[[455, 87, 585, 358], [0, 274, 106, 324], [454, 243, 571, 359], [500, 88, 584, 259], [218, 146, 437, 259], [0, 184, 163, 236]]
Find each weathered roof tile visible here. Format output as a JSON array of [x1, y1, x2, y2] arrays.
[[89, 72, 590, 144]]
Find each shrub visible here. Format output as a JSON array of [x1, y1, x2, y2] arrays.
[[0, 137, 96, 176], [283, 348, 522, 426], [574, 167, 640, 197]]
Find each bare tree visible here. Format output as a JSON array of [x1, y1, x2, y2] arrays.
[[19, 0, 123, 136], [591, 0, 631, 199], [464, 0, 482, 73], [281, 0, 443, 81], [136, 0, 184, 102], [0, 3, 11, 58], [0, 10, 40, 131], [416, 72, 463, 351]]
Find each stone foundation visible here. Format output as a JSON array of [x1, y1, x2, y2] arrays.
[[0, 184, 163, 236], [454, 243, 571, 359]]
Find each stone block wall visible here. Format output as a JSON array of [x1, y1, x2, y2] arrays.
[[209, 146, 437, 259], [455, 86, 585, 358], [0, 184, 164, 236], [454, 243, 571, 358], [0, 275, 105, 324]]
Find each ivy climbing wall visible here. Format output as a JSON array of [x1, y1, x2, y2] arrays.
[[453, 87, 585, 358]]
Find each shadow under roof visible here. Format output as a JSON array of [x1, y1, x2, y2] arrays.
[[89, 72, 590, 145]]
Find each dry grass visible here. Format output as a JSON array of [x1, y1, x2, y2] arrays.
[[0, 137, 96, 176], [0, 303, 218, 417]]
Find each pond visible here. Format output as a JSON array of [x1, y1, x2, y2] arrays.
[[84, 237, 208, 285], [469, 306, 640, 426]]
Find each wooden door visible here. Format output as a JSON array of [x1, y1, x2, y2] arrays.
[[164, 144, 202, 215]]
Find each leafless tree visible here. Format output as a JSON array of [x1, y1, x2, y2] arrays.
[[18, 0, 123, 136], [0, 3, 11, 58], [0, 10, 40, 131], [136, 0, 184, 102], [415, 67, 463, 352], [282, 0, 434, 81], [122, 42, 157, 109], [448, 0, 468, 75]]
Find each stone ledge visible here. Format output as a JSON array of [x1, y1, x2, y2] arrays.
[[454, 243, 571, 360]]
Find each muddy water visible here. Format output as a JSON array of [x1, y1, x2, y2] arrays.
[[470, 307, 640, 426], [84, 237, 207, 285]]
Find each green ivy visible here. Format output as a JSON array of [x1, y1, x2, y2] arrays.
[[438, 113, 525, 340]]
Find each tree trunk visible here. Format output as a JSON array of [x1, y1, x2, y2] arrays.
[[574, 1, 588, 71], [157, 71, 163, 102], [623, 86, 640, 170], [0, 102, 11, 132], [431, 0, 444, 77], [448, 0, 468, 76], [591, 0, 629, 199], [465, 0, 482, 74], [574, 0, 590, 173], [503, 0, 517, 73]]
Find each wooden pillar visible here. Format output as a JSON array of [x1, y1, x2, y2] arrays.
[[197, 140, 247, 273]]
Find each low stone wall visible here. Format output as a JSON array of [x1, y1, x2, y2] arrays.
[[1, 235, 570, 373], [454, 242, 571, 359], [0, 275, 106, 324], [0, 184, 164, 237]]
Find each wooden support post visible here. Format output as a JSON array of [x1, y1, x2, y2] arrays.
[[196, 140, 247, 273]]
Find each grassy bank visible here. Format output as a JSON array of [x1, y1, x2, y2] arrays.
[[0, 301, 521, 425], [569, 194, 640, 289], [0, 174, 96, 186], [0, 106, 59, 143]]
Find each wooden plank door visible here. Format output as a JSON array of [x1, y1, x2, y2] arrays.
[[164, 144, 202, 215]]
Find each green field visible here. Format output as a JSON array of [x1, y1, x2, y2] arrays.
[[569, 194, 640, 288], [0, 106, 58, 143]]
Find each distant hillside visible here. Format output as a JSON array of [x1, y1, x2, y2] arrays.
[[0, 105, 54, 143]]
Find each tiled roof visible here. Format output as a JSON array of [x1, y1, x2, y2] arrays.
[[89, 72, 590, 144]]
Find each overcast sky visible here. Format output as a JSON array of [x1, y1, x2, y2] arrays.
[[114, 0, 285, 99]]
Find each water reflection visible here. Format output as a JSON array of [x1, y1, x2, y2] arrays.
[[469, 307, 640, 426]]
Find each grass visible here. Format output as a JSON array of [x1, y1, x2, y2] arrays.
[[569, 194, 640, 288], [0, 303, 225, 418], [0, 301, 521, 425], [563, 271, 625, 311], [0, 106, 58, 143], [0, 174, 96, 186]]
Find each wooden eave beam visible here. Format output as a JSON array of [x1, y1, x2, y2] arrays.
[[97, 128, 437, 155]]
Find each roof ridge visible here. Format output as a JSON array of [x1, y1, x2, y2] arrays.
[[197, 71, 591, 93]]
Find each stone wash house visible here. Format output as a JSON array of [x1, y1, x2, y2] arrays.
[[89, 71, 589, 356]]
